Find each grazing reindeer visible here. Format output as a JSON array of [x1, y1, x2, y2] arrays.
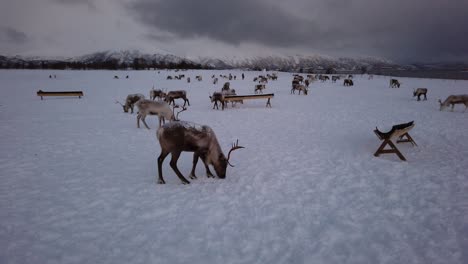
[[254, 84, 266, 94], [150, 88, 166, 101], [156, 122, 244, 184], [390, 79, 401, 88], [413, 88, 428, 101], [438, 94, 468, 112], [210, 92, 225, 110], [165, 90, 190, 107], [166, 76, 173, 80], [213, 77, 218, 85], [116, 94, 145, 113], [344, 79, 354, 86], [291, 84, 308, 95], [332, 76, 340, 83], [196, 75, 203, 81]]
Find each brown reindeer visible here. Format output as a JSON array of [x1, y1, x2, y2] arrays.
[[390, 79, 401, 88], [413, 88, 428, 101], [343, 79, 354, 86], [150, 88, 166, 101], [165, 90, 190, 107], [291, 84, 308, 95], [116, 94, 145, 113], [210, 92, 225, 110], [438, 94, 468, 112], [156, 122, 244, 184], [254, 84, 266, 94]]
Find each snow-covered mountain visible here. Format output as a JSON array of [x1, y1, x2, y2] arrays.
[[1, 50, 467, 75], [76, 50, 192, 66]]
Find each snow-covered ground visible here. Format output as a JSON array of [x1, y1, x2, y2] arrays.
[[1, 70, 467, 264]]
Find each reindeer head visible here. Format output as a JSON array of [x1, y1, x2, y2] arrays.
[[413, 89, 417, 97], [438, 99, 446, 111], [115, 100, 128, 113], [212, 140, 244, 179]]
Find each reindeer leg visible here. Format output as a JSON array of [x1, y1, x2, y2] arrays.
[[157, 150, 169, 184], [141, 115, 150, 129], [137, 114, 141, 128], [186, 98, 190, 106], [169, 151, 190, 184], [189, 153, 200, 179]]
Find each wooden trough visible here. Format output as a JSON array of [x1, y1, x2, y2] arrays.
[[37, 90, 84, 100], [223, 93, 274, 108]]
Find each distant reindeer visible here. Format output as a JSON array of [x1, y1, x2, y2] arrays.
[[114, 76, 119, 79], [222, 82, 230, 91], [438, 94, 468, 112], [291, 84, 308, 95], [222, 88, 242, 107], [343, 79, 354, 86], [390, 79, 400, 88], [156, 122, 244, 184], [254, 84, 266, 94], [413, 88, 428, 101], [166, 76, 173, 80], [210, 92, 225, 110], [165, 90, 190, 107], [116, 94, 145, 113], [196, 75, 203, 81], [332, 76, 340, 83], [150, 88, 166, 101], [213, 77, 218, 85]]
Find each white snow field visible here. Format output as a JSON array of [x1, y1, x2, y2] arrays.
[[1, 70, 467, 264]]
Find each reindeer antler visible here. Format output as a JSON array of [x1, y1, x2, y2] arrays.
[[115, 100, 124, 106], [176, 106, 187, 121], [227, 139, 245, 167]]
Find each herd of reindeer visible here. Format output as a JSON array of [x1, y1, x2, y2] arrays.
[[115, 71, 467, 185]]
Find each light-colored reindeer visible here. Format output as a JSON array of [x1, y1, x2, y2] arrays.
[[438, 94, 468, 112], [156, 122, 244, 184], [135, 99, 186, 129]]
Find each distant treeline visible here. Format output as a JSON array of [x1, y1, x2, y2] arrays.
[[0, 58, 213, 70]]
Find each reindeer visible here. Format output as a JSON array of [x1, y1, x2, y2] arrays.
[[213, 77, 218, 85], [165, 90, 190, 107], [291, 84, 308, 95], [222, 88, 242, 107], [413, 88, 428, 101], [196, 75, 203, 81], [332, 76, 340, 83], [150, 88, 166, 101], [344, 79, 354, 86], [166, 76, 173, 80], [438, 94, 468, 112], [156, 122, 244, 184], [116, 94, 145, 113], [254, 84, 266, 94], [210, 92, 225, 110], [135, 99, 186, 129], [390, 79, 400, 88], [222, 82, 230, 91]]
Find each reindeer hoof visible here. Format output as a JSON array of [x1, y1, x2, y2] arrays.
[[189, 174, 197, 179], [158, 179, 166, 184], [182, 180, 190, 185]]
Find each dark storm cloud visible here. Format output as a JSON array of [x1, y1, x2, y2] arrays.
[[128, 0, 468, 62], [128, 0, 323, 47], [2, 27, 28, 44]]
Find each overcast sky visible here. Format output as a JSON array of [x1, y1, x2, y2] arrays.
[[1, 0, 467, 63]]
